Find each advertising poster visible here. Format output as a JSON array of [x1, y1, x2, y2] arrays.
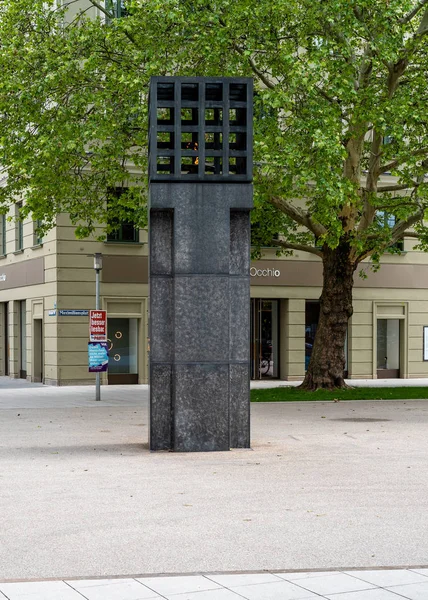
[[88, 342, 109, 372]]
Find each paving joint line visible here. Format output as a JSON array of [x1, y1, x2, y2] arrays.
[[63, 580, 91, 600]]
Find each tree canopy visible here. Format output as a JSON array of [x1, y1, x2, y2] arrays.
[[1, 0, 427, 249], [1, 0, 428, 386]]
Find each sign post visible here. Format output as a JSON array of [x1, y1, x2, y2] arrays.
[[89, 252, 107, 400]]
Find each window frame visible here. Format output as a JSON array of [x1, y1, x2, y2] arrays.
[[15, 202, 23, 252], [33, 219, 44, 247], [376, 210, 404, 252], [106, 188, 140, 244]]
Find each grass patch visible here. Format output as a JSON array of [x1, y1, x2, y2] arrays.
[[250, 386, 428, 402]]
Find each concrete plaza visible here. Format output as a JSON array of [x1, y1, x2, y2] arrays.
[[1, 378, 428, 596]]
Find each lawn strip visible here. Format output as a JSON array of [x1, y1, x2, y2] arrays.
[[250, 386, 428, 402]]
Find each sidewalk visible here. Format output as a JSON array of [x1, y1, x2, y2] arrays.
[[1, 379, 428, 597], [2, 570, 428, 599]]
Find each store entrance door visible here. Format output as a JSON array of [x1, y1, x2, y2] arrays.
[[107, 318, 139, 384], [251, 299, 279, 379], [377, 319, 401, 378]]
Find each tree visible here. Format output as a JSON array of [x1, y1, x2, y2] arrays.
[[1, 0, 428, 388]]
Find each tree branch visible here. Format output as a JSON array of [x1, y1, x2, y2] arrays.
[[378, 147, 428, 174], [232, 43, 276, 89], [399, 0, 428, 24], [358, 128, 383, 232], [376, 183, 416, 192], [271, 240, 323, 257], [87, 0, 113, 20], [416, 6, 428, 34], [390, 208, 425, 244], [356, 207, 425, 263], [269, 196, 327, 238], [388, 7, 428, 96]]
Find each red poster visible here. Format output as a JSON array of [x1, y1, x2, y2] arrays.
[[89, 310, 107, 342]]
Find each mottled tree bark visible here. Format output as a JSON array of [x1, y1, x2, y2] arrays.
[[300, 239, 356, 390]]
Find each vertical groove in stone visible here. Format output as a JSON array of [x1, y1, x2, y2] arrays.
[[229, 210, 251, 448], [149, 209, 174, 450]]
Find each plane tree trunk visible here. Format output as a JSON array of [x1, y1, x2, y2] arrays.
[[300, 239, 356, 390]]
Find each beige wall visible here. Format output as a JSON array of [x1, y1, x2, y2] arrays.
[[0, 209, 150, 384], [3, 205, 428, 384]]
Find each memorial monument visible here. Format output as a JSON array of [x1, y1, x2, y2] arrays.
[[149, 77, 253, 451]]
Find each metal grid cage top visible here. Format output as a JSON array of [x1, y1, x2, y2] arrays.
[[149, 77, 253, 182]]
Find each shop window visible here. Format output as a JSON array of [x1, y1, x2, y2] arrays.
[[3, 302, 9, 376], [251, 299, 279, 379], [106, 189, 139, 243], [19, 300, 27, 379], [0, 215, 6, 256]]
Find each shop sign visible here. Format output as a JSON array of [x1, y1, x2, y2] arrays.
[[250, 267, 281, 277], [88, 342, 109, 372], [59, 309, 89, 316], [89, 310, 107, 342]]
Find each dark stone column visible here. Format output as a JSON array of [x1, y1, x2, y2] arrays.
[[149, 77, 253, 452]]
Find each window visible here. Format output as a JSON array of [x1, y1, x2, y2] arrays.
[[0, 215, 6, 256], [377, 211, 404, 251], [33, 220, 43, 246], [106, 0, 129, 18], [250, 222, 278, 248], [106, 189, 139, 243], [15, 202, 23, 251]]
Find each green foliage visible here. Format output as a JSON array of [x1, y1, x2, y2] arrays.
[[0, 0, 427, 252]]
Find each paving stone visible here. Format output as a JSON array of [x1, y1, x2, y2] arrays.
[[290, 572, 375, 595], [135, 575, 220, 596], [345, 569, 428, 587], [229, 580, 318, 599], [386, 581, 428, 599]]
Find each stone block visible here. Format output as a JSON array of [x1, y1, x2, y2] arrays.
[[174, 276, 229, 362], [174, 189, 230, 275], [230, 363, 251, 448], [150, 277, 173, 362], [150, 209, 173, 275], [230, 211, 250, 276], [174, 363, 229, 452], [230, 277, 250, 362], [150, 364, 172, 450]]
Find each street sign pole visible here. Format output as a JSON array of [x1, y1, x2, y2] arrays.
[[95, 268, 101, 401]]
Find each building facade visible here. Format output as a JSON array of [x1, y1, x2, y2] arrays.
[[0, 211, 148, 385], [1, 206, 428, 385]]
